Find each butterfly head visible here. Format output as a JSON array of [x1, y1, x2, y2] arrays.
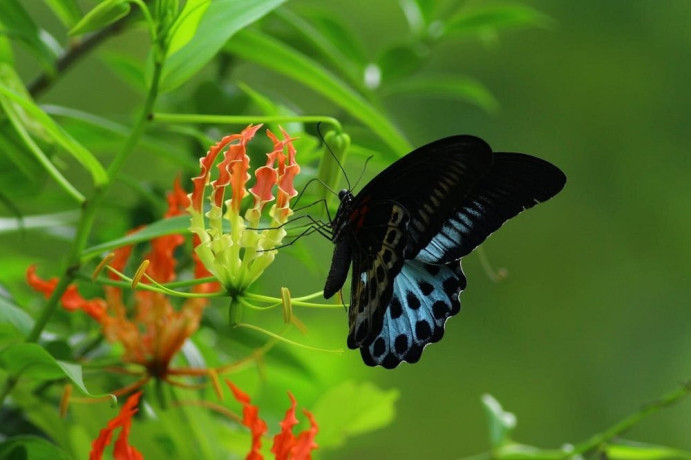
[[337, 189, 351, 201]]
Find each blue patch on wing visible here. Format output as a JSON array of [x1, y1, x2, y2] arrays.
[[416, 199, 488, 264], [360, 258, 466, 369], [417, 152, 567, 265]]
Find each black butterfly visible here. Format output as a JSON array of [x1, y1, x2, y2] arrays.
[[323, 135, 566, 369]]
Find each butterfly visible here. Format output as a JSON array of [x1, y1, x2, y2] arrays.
[[322, 135, 566, 369]]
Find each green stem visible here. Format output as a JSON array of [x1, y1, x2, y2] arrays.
[[1, 53, 166, 408], [152, 113, 343, 132], [572, 380, 691, 456]]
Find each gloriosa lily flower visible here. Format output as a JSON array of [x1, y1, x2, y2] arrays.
[[188, 124, 300, 295], [90, 391, 143, 460], [27, 179, 218, 384], [227, 381, 319, 460]]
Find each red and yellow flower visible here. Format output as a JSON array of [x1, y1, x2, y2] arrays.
[[188, 124, 300, 294], [27, 179, 217, 384], [228, 381, 319, 460]]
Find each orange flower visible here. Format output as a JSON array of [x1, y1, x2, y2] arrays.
[[90, 391, 143, 460], [189, 125, 301, 294], [227, 381, 318, 460], [27, 180, 218, 380], [228, 382, 269, 460]]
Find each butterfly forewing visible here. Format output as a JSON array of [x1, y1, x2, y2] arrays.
[[351, 136, 494, 258], [416, 153, 567, 265]]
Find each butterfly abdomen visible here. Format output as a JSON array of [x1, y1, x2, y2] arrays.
[[324, 238, 353, 299]]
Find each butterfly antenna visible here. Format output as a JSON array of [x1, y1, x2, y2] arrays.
[[294, 177, 338, 210], [352, 154, 374, 191], [317, 122, 351, 191]]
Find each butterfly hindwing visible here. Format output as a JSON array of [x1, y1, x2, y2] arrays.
[[347, 203, 410, 348], [361, 259, 466, 369], [416, 153, 567, 264]]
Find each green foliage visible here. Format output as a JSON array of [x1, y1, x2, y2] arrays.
[[0, 343, 115, 402], [312, 381, 399, 449], [69, 0, 131, 36], [0, 0, 689, 459]]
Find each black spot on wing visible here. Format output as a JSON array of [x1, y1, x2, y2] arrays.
[[359, 259, 467, 368]]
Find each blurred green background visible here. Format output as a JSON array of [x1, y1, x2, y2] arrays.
[[5, 1, 691, 458]]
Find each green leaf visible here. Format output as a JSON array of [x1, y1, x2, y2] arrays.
[[99, 51, 147, 92], [167, 0, 211, 56], [0, 296, 34, 337], [494, 443, 567, 459], [0, 436, 71, 460], [275, 9, 366, 90], [81, 215, 190, 260], [43, 0, 83, 28], [482, 393, 517, 448], [0, 343, 115, 403], [377, 44, 427, 84], [0, 123, 47, 196], [0, 35, 13, 64], [160, 0, 287, 92], [0, 0, 58, 71], [43, 105, 197, 170], [0, 211, 79, 236], [384, 75, 498, 113], [311, 381, 399, 449], [69, 0, 130, 36], [445, 5, 553, 39], [225, 29, 412, 154], [606, 440, 691, 459], [0, 64, 108, 187], [399, 0, 426, 36]]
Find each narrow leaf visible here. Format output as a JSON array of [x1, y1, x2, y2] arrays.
[[606, 441, 691, 459], [384, 76, 498, 113], [0, 0, 58, 71], [160, 0, 287, 92], [43, 0, 83, 27], [225, 29, 411, 154], [445, 5, 552, 38], [0, 296, 34, 337], [166, 0, 212, 56], [0, 64, 108, 186], [81, 215, 190, 260], [0, 343, 115, 402], [69, 0, 130, 36], [0, 436, 71, 460], [482, 393, 517, 448]]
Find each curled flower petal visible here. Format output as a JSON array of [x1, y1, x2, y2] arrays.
[[227, 381, 268, 460], [142, 233, 185, 284], [166, 176, 191, 218], [271, 392, 299, 460], [292, 409, 319, 460], [213, 124, 262, 210], [190, 132, 245, 212], [90, 391, 143, 460], [26, 265, 106, 320]]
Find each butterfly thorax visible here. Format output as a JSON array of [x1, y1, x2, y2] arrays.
[[330, 189, 356, 242]]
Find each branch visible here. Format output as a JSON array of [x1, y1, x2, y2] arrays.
[[28, 15, 131, 98]]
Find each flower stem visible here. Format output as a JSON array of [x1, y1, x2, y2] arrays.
[[571, 380, 691, 456], [1, 48, 166, 408], [152, 113, 343, 132]]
